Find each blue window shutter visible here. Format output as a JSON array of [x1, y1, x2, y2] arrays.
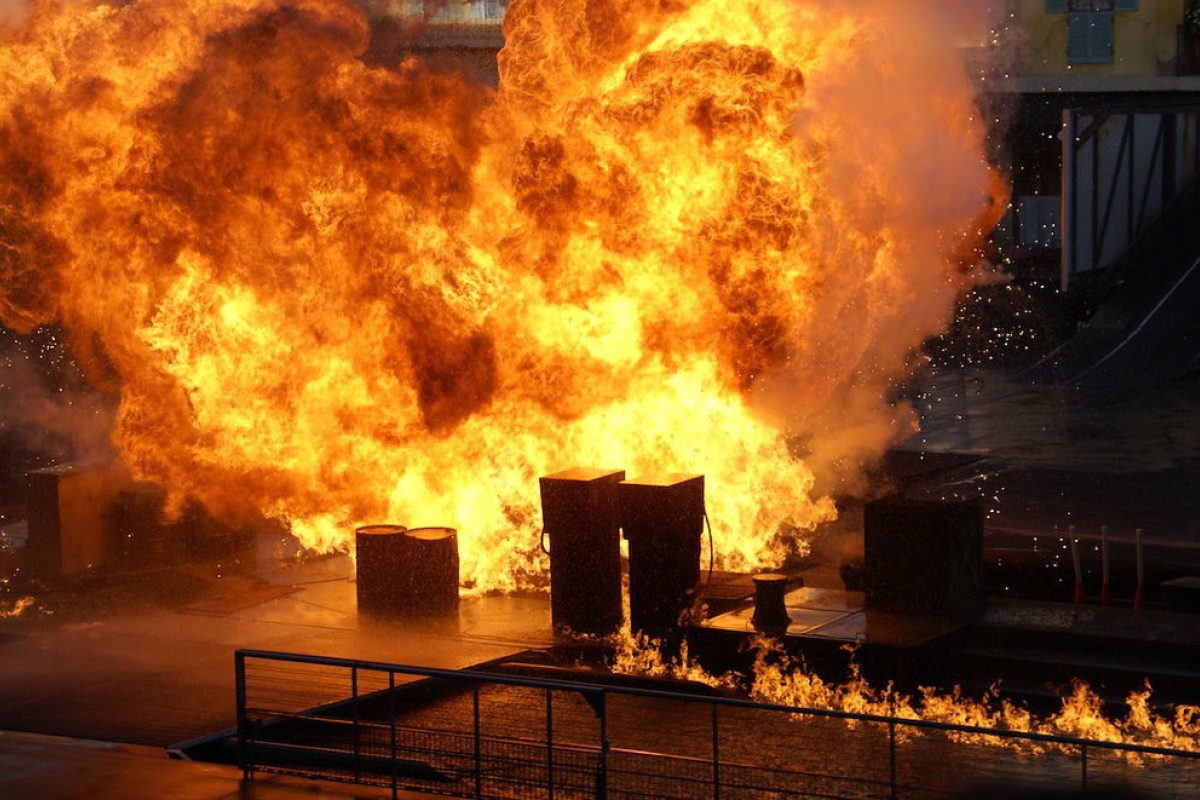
[[1046, 0, 1068, 11], [1091, 12, 1115, 61], [1114, 0, 1138, 10], [1068, 12, 1114, 63]]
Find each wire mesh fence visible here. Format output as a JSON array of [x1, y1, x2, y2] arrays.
[[236, 649, 1200, 799]]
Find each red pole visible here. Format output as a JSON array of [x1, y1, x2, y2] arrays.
[[1069, 526, 1084, 605]]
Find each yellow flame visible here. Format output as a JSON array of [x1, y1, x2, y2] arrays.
[[0, 0, 1002, 592], [612, 634, 1200, 755], [0, 595, 34, 619]]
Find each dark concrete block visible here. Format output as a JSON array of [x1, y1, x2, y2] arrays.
[[619, 473, 704, 637], [26, 461, 130, 578], [864, 495, 984, 619], [539, 468, 625, 636]]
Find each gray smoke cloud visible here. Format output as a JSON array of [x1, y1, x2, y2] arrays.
[[0, 329, 117, 465]]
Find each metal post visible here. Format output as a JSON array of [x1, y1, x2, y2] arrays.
[[1062, 109, 1078, 292], [1092, 113, 1101, 270], [474, 685, 482, 800], [352, 665, 361, 784], [1137, 121, 1165, 226], [1163, 113, 1178, 206], [390, 671, 397, 800], [235, 652, 250, 779], [1128, 114, 1136, 242], [1081, 743, 1089, 790], [597, 692, 608, 800], [889, 719, 898, 800], [1097, 118, 1131, 262], [546, 688, 555, 800], [711, 702, 720, 800]]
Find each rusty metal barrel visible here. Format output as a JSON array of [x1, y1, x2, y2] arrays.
[[355, 525, 460, 617]]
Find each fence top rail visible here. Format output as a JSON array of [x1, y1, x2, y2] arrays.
[[235, 648, 1200, 761]]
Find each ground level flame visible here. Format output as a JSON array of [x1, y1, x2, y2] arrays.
[[0, 0, 1003, 591]]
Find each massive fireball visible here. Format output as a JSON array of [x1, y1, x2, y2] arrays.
[[0, 0, 1003, 592]]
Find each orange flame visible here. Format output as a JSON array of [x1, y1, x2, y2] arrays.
[[0, 0, 1002, 591], [613, 634, 1200, 754], [0, 595, 34, 619]]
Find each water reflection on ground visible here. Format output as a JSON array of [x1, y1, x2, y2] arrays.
[[913, 367, 1200, 473], [901, 366, 1200, 545]]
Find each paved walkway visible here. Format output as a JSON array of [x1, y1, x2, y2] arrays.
[[0, 730, 443, 799], [0, 550, 553, 797], [0, 550, 553, 746]]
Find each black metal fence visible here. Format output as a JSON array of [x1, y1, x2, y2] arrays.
[[236, 649, 1200, 799]]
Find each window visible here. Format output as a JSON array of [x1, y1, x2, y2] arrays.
[[1068, 11, 1114, 62], [1046, 0, 1136, 64]]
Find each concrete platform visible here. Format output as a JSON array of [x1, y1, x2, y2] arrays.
[[0, 560, 554, 744], [0, 369, 1198, 795], [0, 545, 558, 797], [0, 730, 440, 799], [704, 585, 962, 648]]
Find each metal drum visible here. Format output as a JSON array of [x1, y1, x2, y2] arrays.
[[355, 525, 460, 617]]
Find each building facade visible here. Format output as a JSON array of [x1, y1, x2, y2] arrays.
[[990, 1, 1200, 289]]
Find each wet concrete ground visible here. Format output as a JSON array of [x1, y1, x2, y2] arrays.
[[896, 366, 1200, 600], [0, 551, 554, 746], [0, 730, 418, 799], [0, 546, 553, 798], [916, 364, 1200, 511], [2, 351, 1199, 796]]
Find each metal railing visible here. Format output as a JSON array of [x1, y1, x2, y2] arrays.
[[236, 648, 1200, 799], [1060, 104, 1200, 292]]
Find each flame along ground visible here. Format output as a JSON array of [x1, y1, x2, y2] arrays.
[[0, 0, 1003, 592], [611, 630, 1200, 755], [0, 595, 34, 619]]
